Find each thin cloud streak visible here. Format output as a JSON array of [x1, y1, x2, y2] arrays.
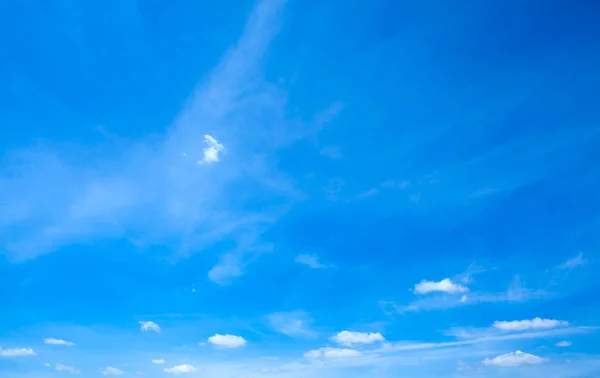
[[0, 0, 310, 285]]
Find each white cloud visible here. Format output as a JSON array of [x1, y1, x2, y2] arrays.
[[268, 311, 315, 338], [0, 348, 36, 357], [0, 0, 303, 291], [304, 347, 361, 359], [414, 278, 468, 294], [295, 254, 327, 269], [152, 359, 166, 364], [558, 252, 586, 269], [208, 334, 247, 348], [460, 295, 468, 303], [139, 321, 161, 333], [198, 135, 225, 164], [483, 351, 544, 367], [55, 363, 81, 374], [331, 331, 385, 346], [44, 338, 75, 346], [556, 340, 572, 347], [164, 364, 198, 374], [493, 318, 568, 331], [101, 367, 124, 376]]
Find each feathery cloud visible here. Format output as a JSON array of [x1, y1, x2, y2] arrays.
[[556, 340, 572, 347], [558, 252, 586, 269], [295, 254, 328, 269], [139, 321, 161, 333], [304, 347, 361, 359], [101, 367, 124, 376], [268, 311, 315, 338], [152, 359, 166, 364], [0, 348, 36, 357], [44, 338, 75, 346], [55, 363, 81, 374]]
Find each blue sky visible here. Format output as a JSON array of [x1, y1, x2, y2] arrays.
[[1, 0, 600, 376]]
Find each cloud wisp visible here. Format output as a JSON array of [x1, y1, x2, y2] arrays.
[[208, 334, 247, 348], [413, 278, 468, 295], [483, 350, 544, 367], [493, 318, 568, 331], [0, 0, 317, 285], [139, 321, 161, 333], [44, 337, 75, 346]]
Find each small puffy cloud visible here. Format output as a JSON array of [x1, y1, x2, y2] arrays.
[[268, 311, 315, 338], [558, 252, 586, 269], [101, 367, 125, 376], [304, 347, 361, 359], [44, 338, 75, 346], [295, 254, 327, 269], [331, 331, 385, 346], [55, 363, 81, 374], [556, 340, 572, 347], [208, 334, 247, 348], [164, 364, 198, 374], [0, 348, 36, 357], [414, 278, 468, 294], [460, 295, 468, 303], [139, 321, 161, 333], [152, 359, 166, 364], [483, 351, 544, 367], [493, 318, 568, 331], [198, 135, 225, 164]]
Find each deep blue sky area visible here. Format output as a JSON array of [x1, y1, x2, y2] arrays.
[[1, 0, 599, 377]]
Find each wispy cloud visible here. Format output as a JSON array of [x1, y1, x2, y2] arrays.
[[152, 358, 166, 364], [268, 311, 316, 338], [556, 340, 572, 347], [55, 363, 81, 374], [295, 254, 328, 269], [139, 321, 161, 333], [101, 367, 124, 376], [0, 0, 316, 286], [397, 275, 546, 312], [558, 252, 586, 269], [0, 347, 36, 357], [44, 337, 75, 346], [304, 347, 361, 359]]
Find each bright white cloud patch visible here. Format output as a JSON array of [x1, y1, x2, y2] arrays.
[[295, 254, 327, 269], [152, 359, 166, 364], [304, 347, 361, 359], [198, 135, 225, 164], [331, 331, 385, 346], [164, 364, 198, 374], [556, 340, 572, 347], [414, 278, 468, 294], [55, 363, 81, 374], [101, 367, 124, 376], [483, 351, 544, 367], [44, 338, 75, 346], [0, 348, 36, 357], [139, 321, 161, 333], [493, 318, 568, 331], [208, 334, 247, 348]]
